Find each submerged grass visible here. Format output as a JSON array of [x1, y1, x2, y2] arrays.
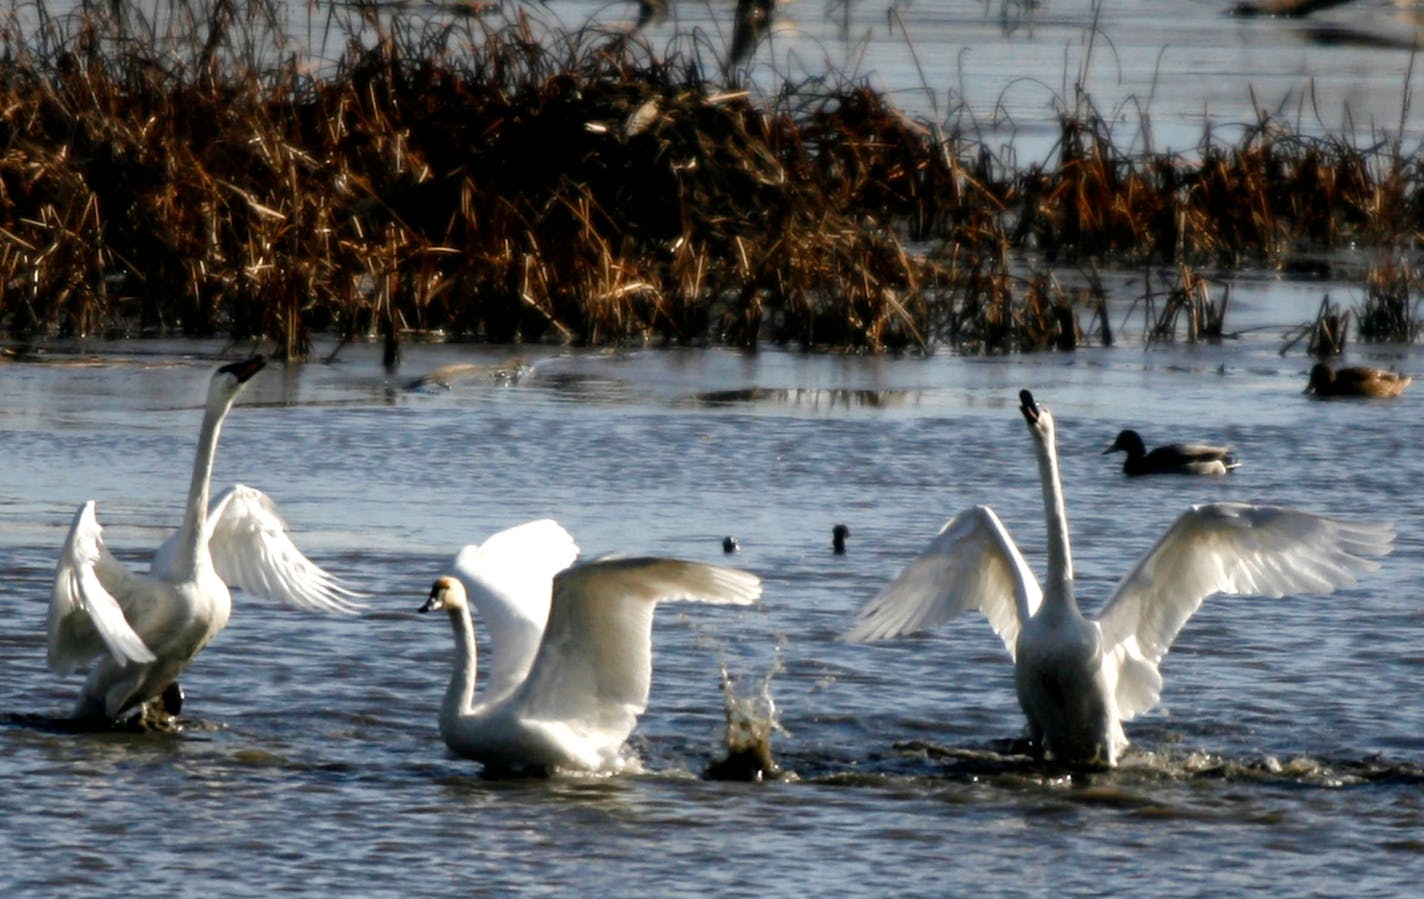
[[2, 1, 1424, 357]]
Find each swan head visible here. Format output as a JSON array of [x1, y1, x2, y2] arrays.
[[209, 355, 266, 405], [1103, 429, 1145, 457], [1018, 389, 1055, 441], [420, 576, 467, 614]]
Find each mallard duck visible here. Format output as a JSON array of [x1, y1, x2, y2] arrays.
[[1103, 429, 1240, 476], [1306, 363, 1412, 398]]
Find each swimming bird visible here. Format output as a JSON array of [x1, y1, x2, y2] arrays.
[[1305, 363, 1412, 398], [634, 0, 667, 31], [48, 356, 362, 725], [1103, 429, 1240, 476], [832, 523, 850, 554], [425, 524, 762, 775], [845, 389, 1392, 767], [728, 0, 774, 69]]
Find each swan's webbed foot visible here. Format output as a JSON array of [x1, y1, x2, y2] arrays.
[[159, 681, 184, 716], [1003, 734, 1042, 760], [116, 689, 185, 733], [132, 703, 183, 733], [1020, 725, 1047, 763]]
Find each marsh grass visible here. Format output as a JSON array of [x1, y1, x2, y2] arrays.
[[2, 1, 1423, 357]]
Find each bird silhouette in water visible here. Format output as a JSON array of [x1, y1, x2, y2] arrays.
[[728, 0, 774, 70], [832, 524, 850, 555], [634, 0, 667, 31], [1305, 363, 1412, 398]]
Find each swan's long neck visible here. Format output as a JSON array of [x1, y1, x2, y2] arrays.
[[172, 399, 234, 578], [441, 603, 479, 732], [1032, 424, 1078, 612]]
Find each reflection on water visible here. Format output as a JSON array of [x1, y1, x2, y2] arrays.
[[402, 358, 532, 391], [693, 387, 920, 410]]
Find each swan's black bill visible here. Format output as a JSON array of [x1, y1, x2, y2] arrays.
[[419, 581, 443, 613], [220, 355, 267, 383], [1019, 390, 1041, 424]]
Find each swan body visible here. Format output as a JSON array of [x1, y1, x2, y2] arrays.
[[1103, 429, 1240, 476], [48, 357, 362, 723], [447, 519, 581, 706], [1306, 363, 1412, 398], [846, 390, 1393, 766], [423, 527, 762, 774]]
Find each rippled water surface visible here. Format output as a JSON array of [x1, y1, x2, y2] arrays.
[[3, 324, 1423, 895], [6, 0, 1424, 894]]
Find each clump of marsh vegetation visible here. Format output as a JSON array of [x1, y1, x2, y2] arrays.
[[1, 1, 1423, 358]]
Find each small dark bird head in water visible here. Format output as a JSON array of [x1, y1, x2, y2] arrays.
[[832, 523, 850, 554], [634, 0, 667, 31], [723, 536, 740, 554], [728, 0, 775, 71]]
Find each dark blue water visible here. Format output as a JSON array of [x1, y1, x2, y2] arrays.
[[2, 318, 1422, 895]]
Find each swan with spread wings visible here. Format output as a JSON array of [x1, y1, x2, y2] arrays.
[[424, 520, 761, 774], [846, 390, 1393, 766], [48, 356, 362, 725]]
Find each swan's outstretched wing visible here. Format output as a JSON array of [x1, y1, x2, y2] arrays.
[[204, 484, 364, 613], [511, 558, 761, 747], [1098, 502, 1394, 720], [450, 519, 580, 702], [843, 505, 1042, 659], [48, 502, 158, 674]]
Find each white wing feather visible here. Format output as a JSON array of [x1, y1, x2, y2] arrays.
[[450, 519, 580, 703], [1098, 502, 1394, 720], [204, 484, 364, 613], [843, 505, 1042, 660], [510, 558, 761, 750], [48, 502, 157, 674]]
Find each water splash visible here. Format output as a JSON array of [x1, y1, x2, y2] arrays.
[[805, 737, 1424, 791], [703, 653, 795, 782]]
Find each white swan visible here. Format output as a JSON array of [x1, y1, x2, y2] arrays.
[[422, 522, 762, 774], [48, 356, 362, 724], [447, 519, 581, 707], [845, 389, 1394, 767]]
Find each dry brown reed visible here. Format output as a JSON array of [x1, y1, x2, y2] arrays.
[[1358, 257, 1419, 343], [3, 3, 1424, 357], [1279, 294, 1350, 358]]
